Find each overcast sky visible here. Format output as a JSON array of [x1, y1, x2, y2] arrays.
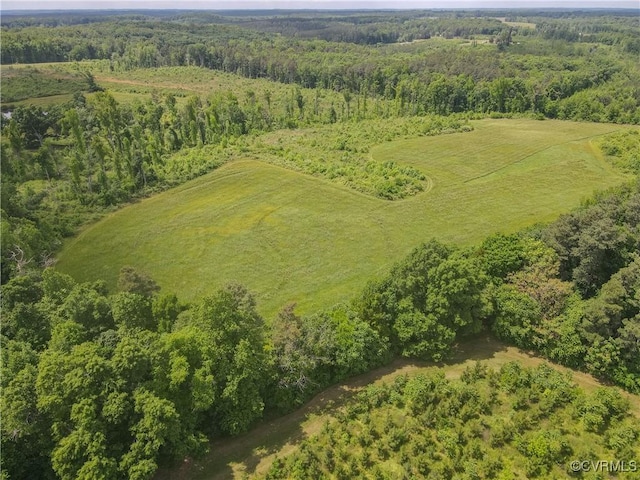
[[2, 0, 638, 11]]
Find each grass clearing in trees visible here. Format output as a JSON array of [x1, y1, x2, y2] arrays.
[[56, 119, 633, 317], [0, 65, 92, 104]]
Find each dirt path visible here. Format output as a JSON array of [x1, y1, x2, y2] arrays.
[[154, 336, 639, 480], [95, 75, 200, 93], [95, 73, 249, 96]]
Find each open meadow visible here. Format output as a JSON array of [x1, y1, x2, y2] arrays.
[[56, 118, 631, 317]]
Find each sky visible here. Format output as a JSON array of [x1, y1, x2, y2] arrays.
[[1, 0, 638, 10]]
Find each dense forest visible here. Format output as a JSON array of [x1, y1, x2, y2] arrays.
[[1, 8, 640, 480], [2, 9, 639, 123]]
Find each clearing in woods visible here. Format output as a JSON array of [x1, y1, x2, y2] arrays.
[[56, 118, 631, 317]]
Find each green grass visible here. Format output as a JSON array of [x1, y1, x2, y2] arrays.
[[0, 65, 90, 105], [56, 119, 632, 317], [496, 17, 537, 29], [88, 64, 348, 113], [4, 62, 337, 111], [9, 93, 75, 108]]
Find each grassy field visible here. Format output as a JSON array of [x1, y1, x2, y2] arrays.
[[0, 65, 91, 105], [56, 119, 632, 317], [154, 335, 640, 480], [1, 63, 349, 115], [496, 17, 537, 29], [87, 64, 349, 115]]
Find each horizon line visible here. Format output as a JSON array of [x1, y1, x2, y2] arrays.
[[3, 6, 639, 11]]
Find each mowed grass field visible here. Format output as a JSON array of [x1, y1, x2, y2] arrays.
[[56, 119, 632, 317]]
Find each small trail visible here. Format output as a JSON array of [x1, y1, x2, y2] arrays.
[[96, 75, 202, 93], [154, 335, 639, 480], [463, 132, 617, 184], [463, 144, 548, 183]]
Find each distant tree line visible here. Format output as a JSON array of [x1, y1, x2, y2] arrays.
[[2, 12, 639, 124]]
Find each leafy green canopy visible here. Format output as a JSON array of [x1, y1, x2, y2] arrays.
[[2, 272, 269, 480]]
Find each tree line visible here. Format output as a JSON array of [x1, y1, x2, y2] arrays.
[[2, 12, 639, 125]]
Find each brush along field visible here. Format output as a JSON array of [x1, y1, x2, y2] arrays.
[[56, 118, 631, 317]]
